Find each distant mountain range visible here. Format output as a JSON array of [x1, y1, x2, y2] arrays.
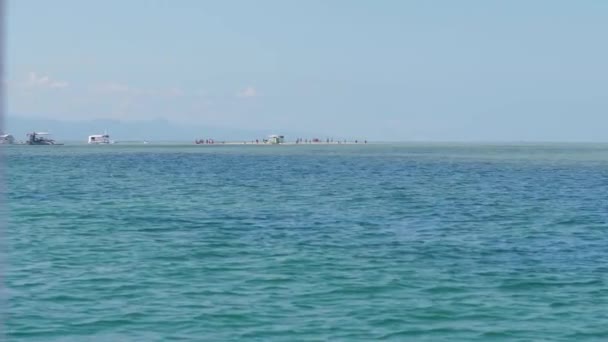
[[5, 116, 329, 142]]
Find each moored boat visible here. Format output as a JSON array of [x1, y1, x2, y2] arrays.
[[88, 132, 113, 144], [0, 134, 15, 144], [25, 132, 62, 145]]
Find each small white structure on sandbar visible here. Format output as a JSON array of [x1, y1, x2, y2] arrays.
[[267, 134, 285, 144]]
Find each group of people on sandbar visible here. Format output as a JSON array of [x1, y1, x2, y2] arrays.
[[296, 138, 337, 144], [294, 138, 367, 144]]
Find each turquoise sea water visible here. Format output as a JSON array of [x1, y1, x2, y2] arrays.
[[6, 143, 608, 341]]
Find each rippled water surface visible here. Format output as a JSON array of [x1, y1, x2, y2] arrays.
[[6, 144, 608, 341]]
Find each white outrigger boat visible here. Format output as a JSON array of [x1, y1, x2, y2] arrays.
[[0, 134, 15, 144], [87, 132, 114, 144]]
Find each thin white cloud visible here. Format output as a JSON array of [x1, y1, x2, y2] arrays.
[[93, 83, 188, 98], [164, 87, 184, 97], [24, 71, 69, 89], [237, 86, 257, 98], [94, 82, 140, 95]]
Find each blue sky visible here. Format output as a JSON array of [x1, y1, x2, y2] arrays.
[[6, 0, 608, 141]]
